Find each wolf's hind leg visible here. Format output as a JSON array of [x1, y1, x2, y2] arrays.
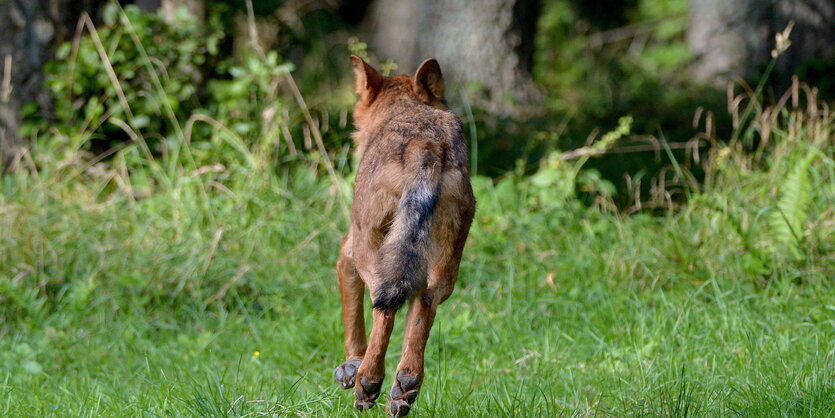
[[388, 278, 454, 417], [386, 287, 441, 417], [334, 232, 366, 389], [354, 308, 396, 410]]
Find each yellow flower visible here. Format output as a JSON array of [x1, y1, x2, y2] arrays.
[[253, 351, 260, 357]]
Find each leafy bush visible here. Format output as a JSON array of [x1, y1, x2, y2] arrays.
[[34, 4, 223, 150], [24, 4, 314, 174]]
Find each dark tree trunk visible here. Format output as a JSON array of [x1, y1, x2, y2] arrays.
[[368, 0, 542, 116], [0, 0, 104, 171], [688, 0, 834, 91]]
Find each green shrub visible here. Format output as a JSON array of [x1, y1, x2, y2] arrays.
[[33, 4, 223, 150]]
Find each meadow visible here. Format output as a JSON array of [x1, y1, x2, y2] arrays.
[[1, 6, 834, 416], [2, 79, 833, 416]]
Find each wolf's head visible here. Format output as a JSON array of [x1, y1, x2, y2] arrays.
[[350, 55, 446, 132]]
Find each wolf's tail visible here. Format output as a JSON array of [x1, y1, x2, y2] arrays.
[[372, 150, 443, 312]]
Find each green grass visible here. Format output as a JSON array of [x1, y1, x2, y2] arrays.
[[3, 121, 834, 417], [2, 44, 834, 417]]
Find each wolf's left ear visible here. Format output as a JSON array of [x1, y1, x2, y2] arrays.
[[351, 55, 383, 105], [413, 58, 445, 104]]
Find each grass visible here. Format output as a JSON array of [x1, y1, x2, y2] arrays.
[[1, 13, 834, 415], [2, 105, 833, 416]]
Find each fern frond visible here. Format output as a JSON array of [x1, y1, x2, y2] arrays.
[[767, 148, 817, 259]]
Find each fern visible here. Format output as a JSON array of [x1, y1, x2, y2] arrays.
[[767, 148, 817, 259]]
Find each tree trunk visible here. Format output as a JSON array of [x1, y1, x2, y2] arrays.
[[688, 0, 834, 89], [368, 0, 542, 117], [0, 0, 104, 171]]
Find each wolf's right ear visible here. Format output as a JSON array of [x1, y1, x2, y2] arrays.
[[413, 58, 445, 104], [351, 55, 383, 105]]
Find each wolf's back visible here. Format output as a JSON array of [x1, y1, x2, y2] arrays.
[[372, 144, 444, 312]]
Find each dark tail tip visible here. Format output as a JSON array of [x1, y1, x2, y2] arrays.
[[371, 285, 412, 312]]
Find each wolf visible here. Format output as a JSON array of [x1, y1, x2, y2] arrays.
[[333, 55, 475, 417]]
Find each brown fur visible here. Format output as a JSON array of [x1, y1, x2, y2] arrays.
[[334, 56, 475, 416]]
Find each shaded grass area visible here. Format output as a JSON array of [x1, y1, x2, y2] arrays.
[[2, 108, 833, 416]]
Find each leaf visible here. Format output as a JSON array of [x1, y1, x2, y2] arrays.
[[767, 148, 817, 259]]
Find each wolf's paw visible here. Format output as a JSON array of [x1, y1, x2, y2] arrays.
[[387, 371, 422, 417], [334, 358, 362, 389], [354, 376, 383, 411]]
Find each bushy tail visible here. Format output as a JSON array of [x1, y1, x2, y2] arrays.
[[372, 154, 442, 312]]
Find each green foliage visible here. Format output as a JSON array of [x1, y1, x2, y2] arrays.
[[535, 0, 692, 118], [523, 116, 631, 212], [34, 4, 223, 149], [347, 36, 369, 61], [204, 51, 295, 157], [690, 91, 834, 275], [510, 0, 729, 209], [27, 3, 307, 172], [767, 148, 817, 259]]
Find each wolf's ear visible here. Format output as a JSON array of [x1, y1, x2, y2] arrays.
[[413, 58, 445, 104], [351, 55, 383, 105]]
